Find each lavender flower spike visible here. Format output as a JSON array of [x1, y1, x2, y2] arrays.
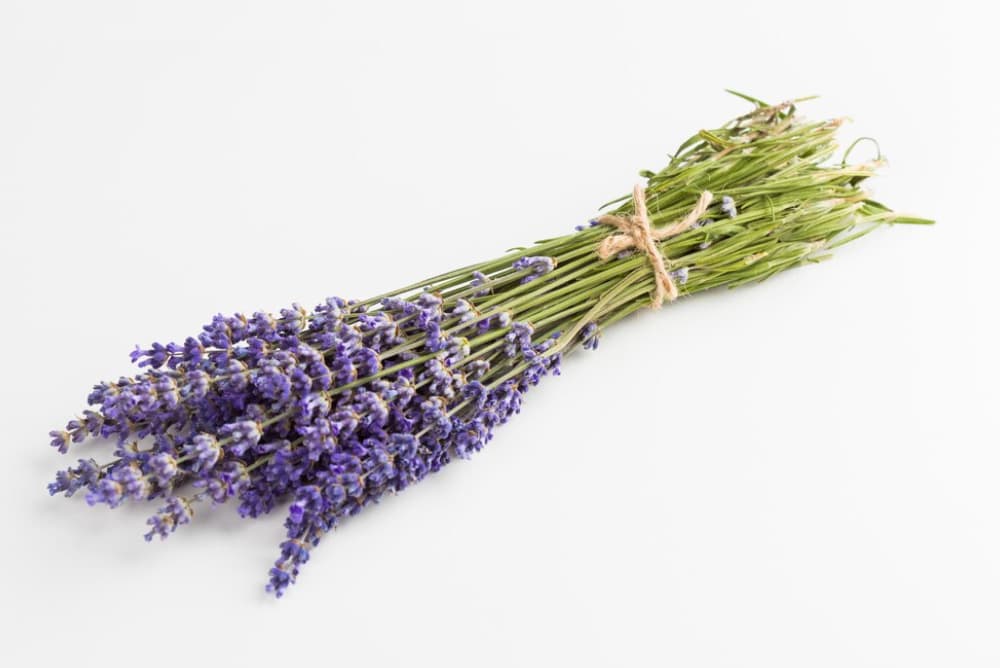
[[184, 434, 222, 473], [145, 497, 195, 541]]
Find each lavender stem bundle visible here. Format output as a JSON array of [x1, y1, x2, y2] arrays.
[[46, 94, 931, 597]]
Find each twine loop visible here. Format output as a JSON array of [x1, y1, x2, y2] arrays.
[[596, 185, 713, 308]]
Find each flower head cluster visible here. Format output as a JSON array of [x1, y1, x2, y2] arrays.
[[48, 259, 563, 597]]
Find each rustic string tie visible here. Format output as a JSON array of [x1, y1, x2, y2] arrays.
[[596, 185, 713, 308]]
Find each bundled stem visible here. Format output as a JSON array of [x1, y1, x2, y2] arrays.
[[359, 99, 927, 375]]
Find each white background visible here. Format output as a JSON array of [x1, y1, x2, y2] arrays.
[[2, 1, 998, 666]]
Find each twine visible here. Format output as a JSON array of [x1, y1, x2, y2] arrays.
[[596, 185, 713, 308]]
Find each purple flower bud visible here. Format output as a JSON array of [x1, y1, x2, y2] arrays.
[[112, 462, 150, 500], [144, 496, 194, 541], [131, 342, 171, 369], [86, 479, 124, 508], [470, 271, 491, 296], [220, 420, 262, 457], [721, 195, 737, 218], [580, 322, 600, 350], [195, 461, 249, 504], [48, 430, 70, 454], [512, 256, 557, 283], [47, 458, 101, 497], [48, 276, 573, 598], [183, 370, 211, 400], [183, 434, 221, 473], [148, 453, 179, 487], [266, 537, 313, 598], [670, 266, 689, 285]]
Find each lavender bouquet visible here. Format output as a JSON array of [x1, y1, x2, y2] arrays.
[[47, 93, 931, 597]]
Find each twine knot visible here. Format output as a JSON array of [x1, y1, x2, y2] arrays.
[[596, 185, 713, 308]]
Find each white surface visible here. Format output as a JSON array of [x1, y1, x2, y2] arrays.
[[2, 1, 998, 665]]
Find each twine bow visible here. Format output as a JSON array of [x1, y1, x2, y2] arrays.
[[596, 185, 713, 308]]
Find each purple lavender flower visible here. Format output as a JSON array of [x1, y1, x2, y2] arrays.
[[469, 271, 491, 297], [48, 430, 71, 454], [512, 256, 556, 283], [86, 479, 125, 507], [183, 370, 211, 400], [287, 485, 327, 527], [147, 453, 179, 487], [195, 461, 250, 504], [220, 420, 263, 457], [131, 342, 171, 369], [183, 434, 221, 473], [49, 281, 566, 598], [47, 458, 101, 497], [266, 538, 312, 598], [144, 496, 194, 541], [721, 195, 737, 218], [580, 323, 600, 350], [112, 462, 150, 500]]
